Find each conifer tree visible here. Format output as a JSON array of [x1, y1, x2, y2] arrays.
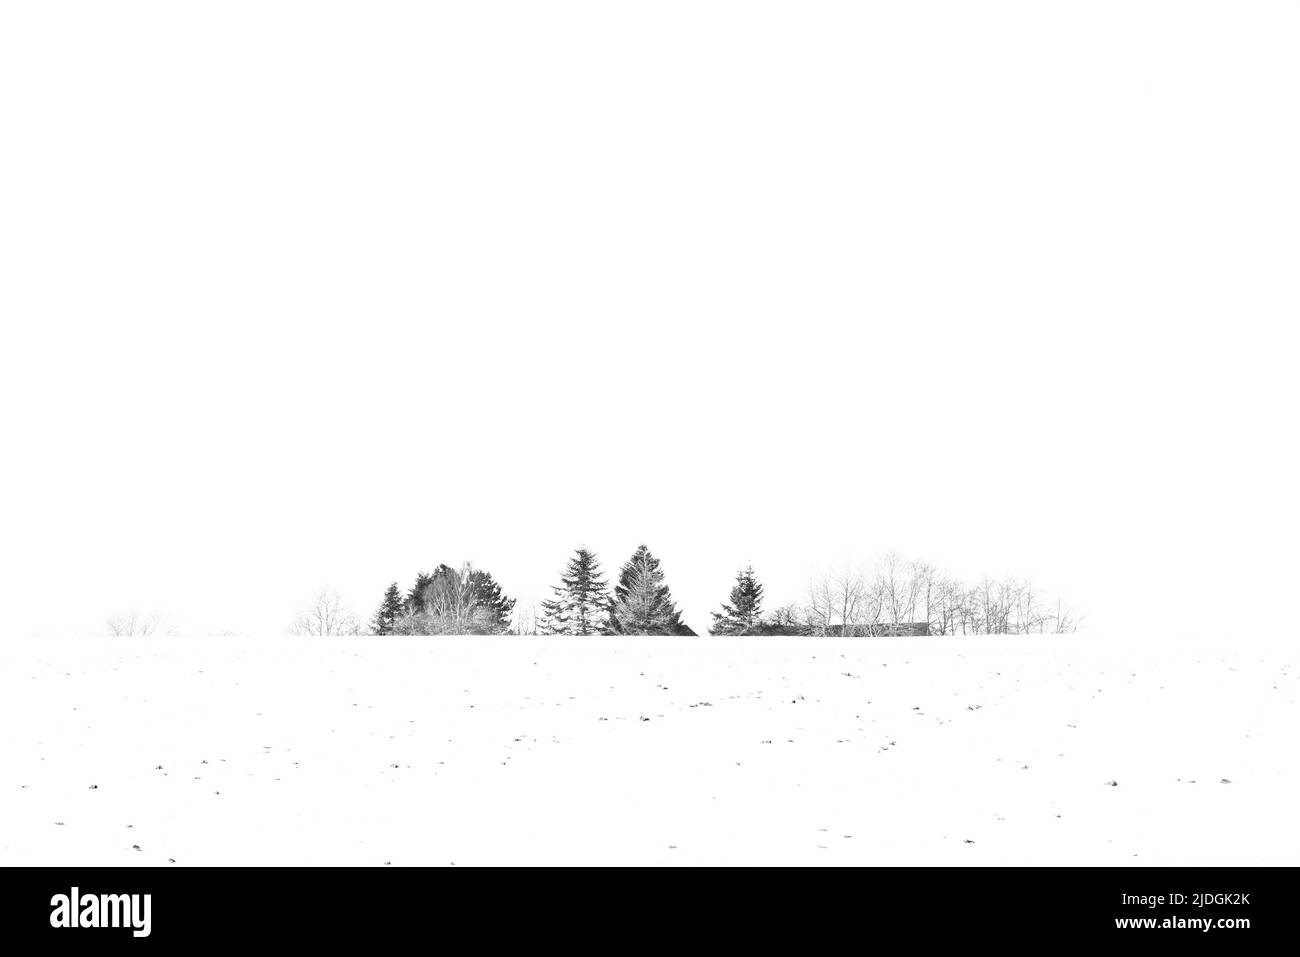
[[406, 572, 433, 614], [370, 582, 404, 636], [608, 544, 687, 635], [396, 565, 514, 634], [466, 568, 515, 633], [710, 564, 765, 635], [539, 548, 610, 636]]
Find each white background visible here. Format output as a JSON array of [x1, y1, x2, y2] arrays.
[[2, 2, 1297, 637]]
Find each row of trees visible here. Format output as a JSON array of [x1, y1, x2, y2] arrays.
[[287, 547, 1079, 637], [356, 546, 693, 637], [533, 548, 1080, 635], [539, 545, 693, 636], [797, 552, 1080, 636]]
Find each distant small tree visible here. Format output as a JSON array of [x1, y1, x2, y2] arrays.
[[711, 564, 765, 635], [1050, 595, 1083, 634], [766, 603, 805, 631], [370, 582, 404, 636], [105, 609, 173, 637], [290, 587, 361, 636], [540, 547, 611, 636], [510, 600, 540, 635], [608, 545, 687, 635]]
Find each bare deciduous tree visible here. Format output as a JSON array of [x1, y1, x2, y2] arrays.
[[510, 600, 540, 636], [927, 574, 965, 636], [875, 551, 930, 626], [802, 553, 1082, 636], [767, 603, 805, 631], [1050, 595, 1083, 634], [806, 564, 880, 635], [105, 609, 174, 637], [289, 587, 361, 636]]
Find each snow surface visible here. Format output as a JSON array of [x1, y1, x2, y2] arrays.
[[1, 635, 1295, 866]]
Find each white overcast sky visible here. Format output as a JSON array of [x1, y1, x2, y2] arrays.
[[2, 2, 1296, 637]]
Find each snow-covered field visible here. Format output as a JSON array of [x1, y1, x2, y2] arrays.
[[1, 635, 1295, 866]]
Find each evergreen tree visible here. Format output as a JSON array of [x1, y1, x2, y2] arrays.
[[608, 544, 687, 635], [467, 567, 515, 634], [406, 572, 433, 614], [397, 564, 514, 634], [539, 548, 611, 635], [370, 582, 404, 636], [710, 564, 765, 635]]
